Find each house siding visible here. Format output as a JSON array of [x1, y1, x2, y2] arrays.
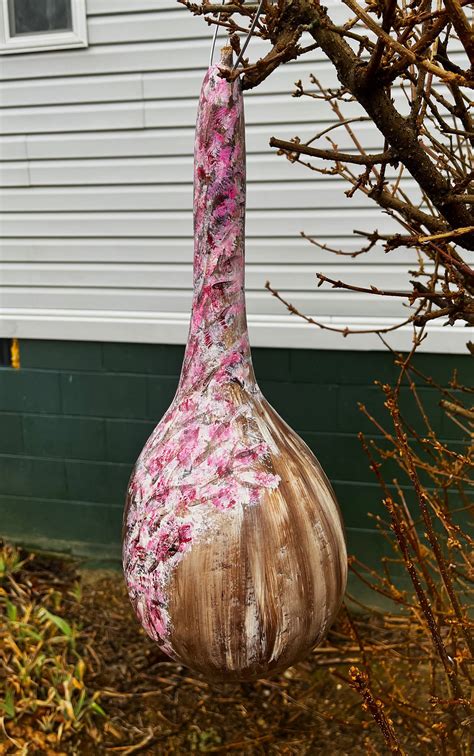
[[0, 340, 469, 581], [0, 3, 471, 604], [0, 0, 469, 351]]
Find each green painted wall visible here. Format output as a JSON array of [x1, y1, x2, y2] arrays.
[[0, 340, 469, 586]]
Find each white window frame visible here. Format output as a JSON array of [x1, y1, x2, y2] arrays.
[[0, 0, 88, 54]]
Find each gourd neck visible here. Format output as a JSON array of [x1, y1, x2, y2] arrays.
[[180, 56, 254, 393]]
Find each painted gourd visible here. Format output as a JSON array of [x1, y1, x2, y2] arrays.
[[122, 49, 347, 682]]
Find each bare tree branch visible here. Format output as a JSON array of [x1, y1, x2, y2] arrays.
[[183, 0, 474, 332], [269, 137, 394, 166], [442, 0, 474, 67]]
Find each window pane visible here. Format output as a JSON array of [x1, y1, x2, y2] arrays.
[[8, 0, 73, 36]]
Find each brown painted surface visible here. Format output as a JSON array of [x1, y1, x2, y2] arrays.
[[167, 393, 347, 681]]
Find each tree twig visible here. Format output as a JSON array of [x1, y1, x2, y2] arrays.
[[269, 137, 395, 166]]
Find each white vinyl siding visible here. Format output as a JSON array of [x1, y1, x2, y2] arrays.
[[0, 1, 469, 352]]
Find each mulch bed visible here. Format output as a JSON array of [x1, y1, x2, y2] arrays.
[[1, 548, 395, 754]]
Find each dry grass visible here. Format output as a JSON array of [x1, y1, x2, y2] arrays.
[[0, 543, 104, 755]]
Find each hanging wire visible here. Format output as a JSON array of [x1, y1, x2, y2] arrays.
[[233, 0, 264, 70], [209, 0, 265, 69], [209, 0, 225, 67]]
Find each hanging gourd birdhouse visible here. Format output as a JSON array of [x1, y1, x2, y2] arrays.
[[122, 48, 347, 682]]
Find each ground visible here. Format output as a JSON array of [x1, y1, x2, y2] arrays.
[[0, 546, 422, 754]]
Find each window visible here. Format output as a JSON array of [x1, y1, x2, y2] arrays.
[[0, 0, 88, 54]]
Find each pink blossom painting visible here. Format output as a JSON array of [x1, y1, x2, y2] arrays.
[[122, 48, 347, 681]]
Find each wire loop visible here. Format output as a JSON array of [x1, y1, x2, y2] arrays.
[[209, 1, 265, 71], [209, 0, 225, 67], [233, 0, 264, 70]]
